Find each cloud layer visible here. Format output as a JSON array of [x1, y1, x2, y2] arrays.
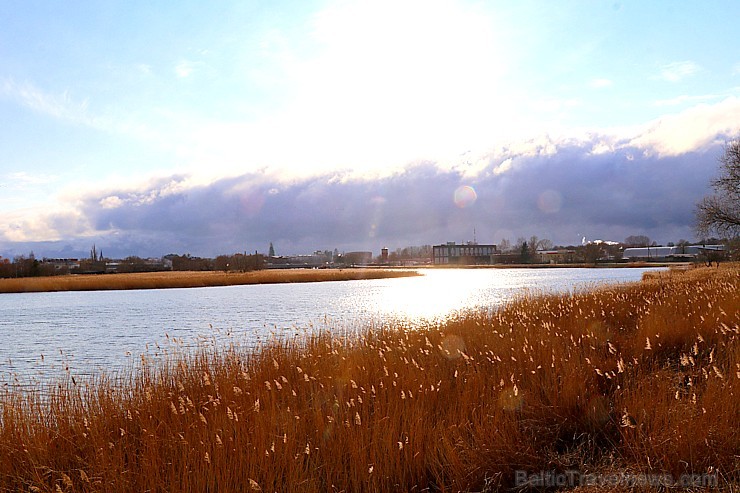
[[1, 135, 725, 259]]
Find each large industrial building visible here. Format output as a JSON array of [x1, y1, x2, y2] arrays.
[[622, 244, 725, 261], [432, 242, 497, 265]]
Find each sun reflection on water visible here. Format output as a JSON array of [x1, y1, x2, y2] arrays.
[[345, 269, 518, 326], [343, 267, 651, 327]]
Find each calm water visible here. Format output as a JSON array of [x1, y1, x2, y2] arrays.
[[0, 268, 661, 383]]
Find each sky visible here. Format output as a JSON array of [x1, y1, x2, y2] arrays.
[[1, 0, 739, 258]]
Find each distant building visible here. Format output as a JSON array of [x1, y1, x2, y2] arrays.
[[623, 245, 725, 261], [535, 249, 577, 264], [380, 247, 389, 263], [144, 257, 172, 270], [268, 254, 328, 269], [41, 258, 81, 271], [433, 242, 497, 265]]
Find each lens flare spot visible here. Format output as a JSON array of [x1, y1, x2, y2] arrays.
[[240, 192, 265, 217], [453, 186, 477, 208], [537, 190, 562, 214], [499, 386, 524, 411], [439, 335, 466, 359]]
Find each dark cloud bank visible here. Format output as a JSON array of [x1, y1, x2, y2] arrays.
[[2, 142, 723, 258]]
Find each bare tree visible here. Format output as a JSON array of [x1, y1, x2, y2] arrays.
[[528, 236, 539, 252], [623, 235, 651, 247], [538, 239, 554, 251], [696, 139, 740, 237], [528, 236, 553, 251], [582, 243, 603, 265]]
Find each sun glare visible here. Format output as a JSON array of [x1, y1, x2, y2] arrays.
[[256, 0, 513, 176], [372, 270, 496, 322]]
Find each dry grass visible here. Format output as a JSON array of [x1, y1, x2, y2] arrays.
[[0, 265, 737, 492], [0, 269, 419, 294]]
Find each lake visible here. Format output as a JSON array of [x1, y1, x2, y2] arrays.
[[0, 267, 661, 384]]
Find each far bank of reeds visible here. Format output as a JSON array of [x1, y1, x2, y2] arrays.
[[0, 268, 419, 294], [0, 266, 737, 491]]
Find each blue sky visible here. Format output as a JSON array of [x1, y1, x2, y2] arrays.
[[1, 1, 739, 257]]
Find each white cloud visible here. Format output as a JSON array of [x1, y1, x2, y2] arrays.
[[531, 98, 581, 113], [14, 136, 715, 256], [137, 64, 153, 76], [493, 158, 513, 175], [3, 171, 59, 188], [174, 58, 210, 79], [652, 61, 701, 82], [470, 97, 740, 164], [653, 93, 718, 107], [589, 78, 613, 88], [5, 85, 740, 248], [589, 141, 614, 155], [99, 196, 124, 209], [629, 96, 740, 155], [0, 78, 102, 127], [175, 60, 195, 78], [0, 206, 87, 243], [4, 99, 737, 252]]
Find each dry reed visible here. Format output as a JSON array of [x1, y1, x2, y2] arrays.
[[0, 269, 419, 294], [0, 265, 737, 492]]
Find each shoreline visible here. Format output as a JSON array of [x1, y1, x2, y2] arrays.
[[0, 268, 421, 294], [416, 261, 679, 269], [0, 263, 679, 294]]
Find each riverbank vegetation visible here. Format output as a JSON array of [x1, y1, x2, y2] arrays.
[[0, 268, 420, 294], [0, 266, 737, 491]]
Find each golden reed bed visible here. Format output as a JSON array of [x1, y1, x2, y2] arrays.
[[0, 265, 737, 491], [0, 268, 420, 293]]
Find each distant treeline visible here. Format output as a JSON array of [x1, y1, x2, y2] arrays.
[[1, 235, 737, 279], [0, 255, 49, 278], [0, 252, 267, 279], [168, 253, 266, 272]]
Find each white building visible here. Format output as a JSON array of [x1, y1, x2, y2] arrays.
[[622, 245, 724, 261]]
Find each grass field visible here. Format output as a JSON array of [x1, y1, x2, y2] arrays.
[[0, 269, 420, 294], [0, 265, 737, 491]]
